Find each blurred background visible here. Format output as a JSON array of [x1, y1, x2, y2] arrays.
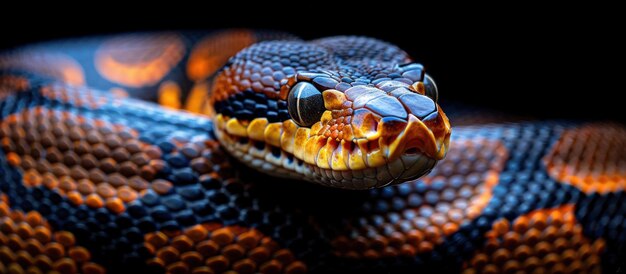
[[1, 8, 620, 122]]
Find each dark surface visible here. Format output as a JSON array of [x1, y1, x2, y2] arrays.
[[1, 8, 620, 122]]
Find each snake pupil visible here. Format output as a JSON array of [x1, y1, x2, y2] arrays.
[[287, 82, 326, 127]]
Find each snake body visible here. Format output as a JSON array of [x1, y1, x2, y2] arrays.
[[0, 30, 624, 273]]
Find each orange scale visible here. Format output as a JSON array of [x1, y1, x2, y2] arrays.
[[54, 231, 75, 247], [0, 205, 10, 218], [146, 257, 165, 268], [7, 234, 26, 250], [15, 250, 35, 266], [166, 261, 190, 274], [105, 197, 125, 214], [211, 228, 235, 246], [24, 238, 45, 255], [180, 251, 204, 267], [369, 235, 388, 250], [533, 242, 552, 257], [57, 177, 77, 192], [259, 259, 283, 274], [0, 246, 17, 262], [205, 255, 230, 272], [145, 231, 169, 249], [10, 210, 25, 223], [502, 260, 520, 273], [502, 231, 521, 249], [423, 226, 442, 242], [96, 183, 117, 199], [550, 263, 566, 273], [285, 261, 307, 274], [483, 238, 501, 254], [567, 261, 584, 273], [522, 228, 541, 245], [6, 152, 21, 166], [127, 176, 149, 191], [417, 241, 434, 254], [84, 194, 104, 208], [184, 225, 209, 243], [481, 264, 499, 274], [405, 230, 424, 246], [53, 257, 78, 274], [190, 266, 213, 274], [171, 235, 194, 252], [223, 244, 246, 261], [592, 239, 606, 253], [15, 222, 34, 239], [66, 191, 84, 205], [6, 263, 25, 273], [156, 246, 180, 264], [44, 242, 65, 260], [442, 223, 459, 236], [22, 170, 42, 187], [196, 240, 220, 258], [236, 230, 262, 250], [387, 231, 405, 248], [116, 186, 138, 203], [273, 249, 295, 265], [232, 258, 257, 274], [32, 226, 52, 244], [362, 249, 380, 260], [381, 246, 398, 257], [350, 236, 368, 251], [68, 247, 91, 263], [399, 244, 416, 257], [541, 226, 559, 242], [151, 179, 173, 195], [82, 262, 106, 274], [248, 246, 272, 263], [512, 245, 532, 261]]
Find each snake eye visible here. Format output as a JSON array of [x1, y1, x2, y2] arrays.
[[287, 82, 326, 127], [423, 74, 439, 103]]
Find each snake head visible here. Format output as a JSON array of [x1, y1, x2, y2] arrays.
[[211, 37, 451, 189]]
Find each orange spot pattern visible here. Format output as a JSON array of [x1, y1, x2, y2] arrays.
[[544, 124, 626, 194], [186, 30, 256, 82], [332, 139, 507, 258], [95, 33, 185, 88], [462, 205, 605, 274], [0, 107, 168, 214], [0, 195, 105, 273], [0, 75, 30, 100], [144, 224, 307, 274], [0, 51, 85, 85]]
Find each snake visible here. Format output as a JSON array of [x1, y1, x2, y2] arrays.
[[0, 30, 624, 273]]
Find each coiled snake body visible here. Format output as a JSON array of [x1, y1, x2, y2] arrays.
[[0, 30, 624, 273]]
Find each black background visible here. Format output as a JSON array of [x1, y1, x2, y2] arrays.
[[1, 8, 621, 122]]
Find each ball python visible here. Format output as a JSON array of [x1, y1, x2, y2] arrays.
[[0, 30, 624, 273]]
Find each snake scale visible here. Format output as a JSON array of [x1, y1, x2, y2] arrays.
[[0, 30, 625, 273]]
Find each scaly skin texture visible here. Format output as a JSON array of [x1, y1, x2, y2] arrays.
[[0, 31, 625, 273]]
